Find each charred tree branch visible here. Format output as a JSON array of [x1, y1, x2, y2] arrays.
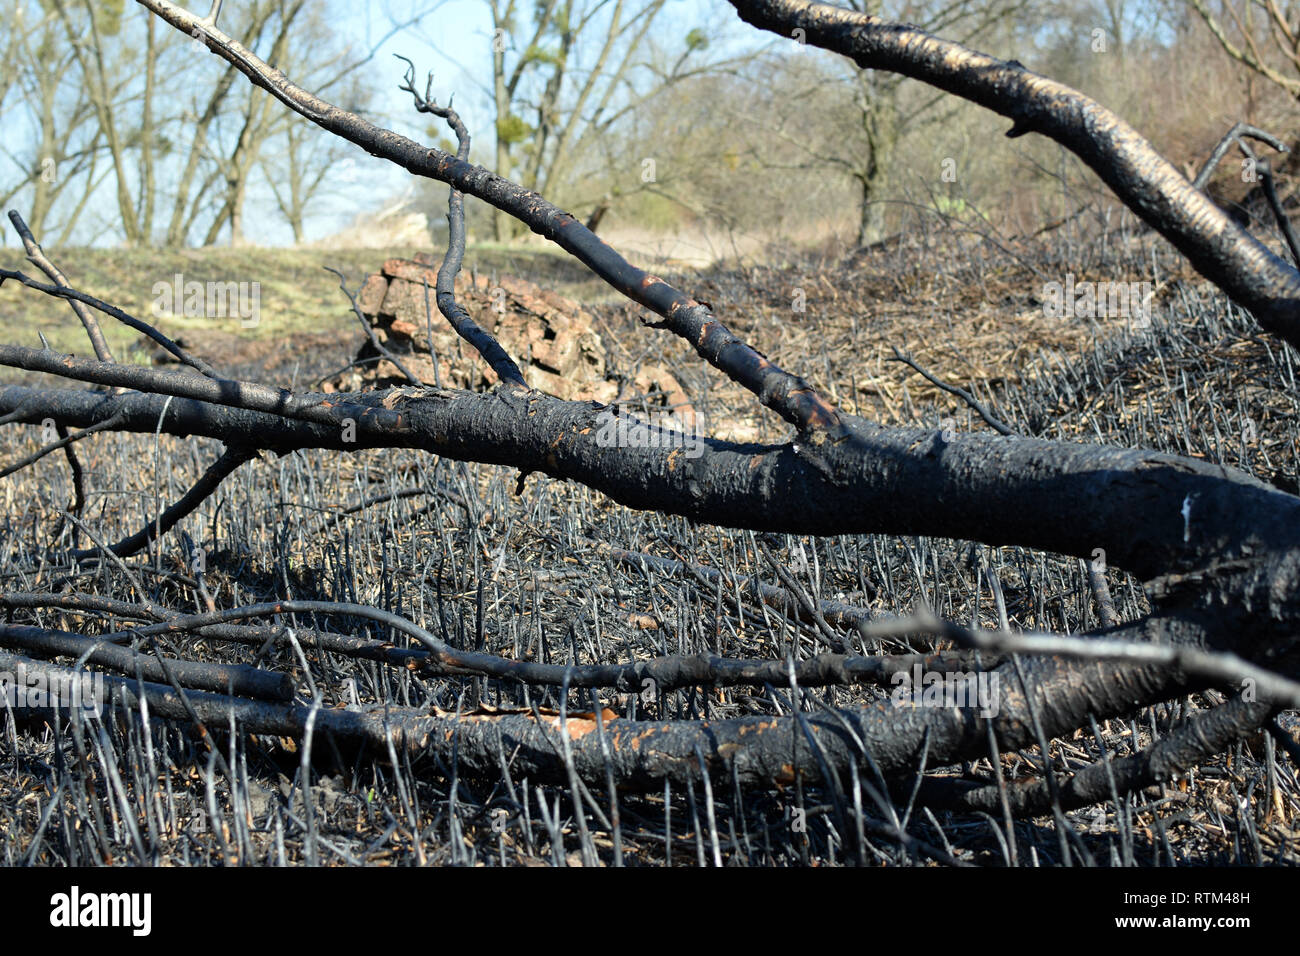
[[917, 696, 1275, 815], [0, 589, 981, 692], [888, 347, 1014, 436], [0, 623, 293, 700], [70, 443, 258, 560], [0, 265, 219, 377], [6, 211, 114, 364], [325, 266, 423, 387], [0, 647, 1200, 791], [1, 378, 1294, 589], [397, 56, 529, 389]]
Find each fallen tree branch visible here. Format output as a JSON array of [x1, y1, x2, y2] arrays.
[[397, 56, 529, 389], [6, 211, 114, 364], [0, 1, 1290, 834], [326, 267, 424, 388], [0, 588, 975, 691], [0, 623, 293, 701], [70, 443, 258, 560], [2, 375, 1294, 589], [0, 411, 124, 480], [0, 647, 1200, 790], [917, 696, 1276, 815], [888, 348, 1014, 436], [1192, 122, 1286, 190], [860, 611, 1300, 709], [0, 269, 220, 377]]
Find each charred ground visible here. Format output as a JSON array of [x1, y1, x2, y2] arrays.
[[0, 228, 1296, 866]]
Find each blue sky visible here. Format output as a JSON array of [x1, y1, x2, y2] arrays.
[[293, 0, 500, 243], [301, 0, 745, 244], [0, 0, 779, 246]]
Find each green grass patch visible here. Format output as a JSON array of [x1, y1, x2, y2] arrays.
[[0, 243, 617, 359]]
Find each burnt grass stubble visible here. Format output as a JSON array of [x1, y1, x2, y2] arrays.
[[1, 227, 1298, 867]]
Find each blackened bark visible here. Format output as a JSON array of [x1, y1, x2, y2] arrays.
[[915, 697, 1275, 815], [0, 624, 293, 700], [3, 377, 1296, 588], [0, 648, 1196, 789], [70, 443, 257, 559]]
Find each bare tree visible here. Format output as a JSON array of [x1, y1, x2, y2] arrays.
[[3, 0, 1300, 822], [792, 0, 1032, 245], [1, 3, 110, 242], [48, 0, 164, 246], [0, 0, 406, 246], [1187, 0, 1300, 100], [473, 0, 732, 238]]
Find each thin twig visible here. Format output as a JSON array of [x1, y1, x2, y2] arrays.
[[396, 56, 528, 389], [70, 444, 258, 560], [0, 269, 221, 378], [889, 347, 1014, 435], [324, 266, 423, 387], [7, 211, 114, 363]]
